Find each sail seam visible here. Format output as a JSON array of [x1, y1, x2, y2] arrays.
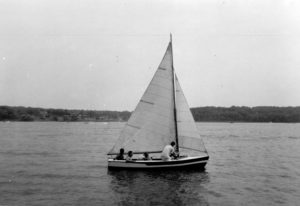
[[127, 124, 141, 129], [129, 111, 174, 130], [143, 91, 173, 101], [140, 100, 154, 105]]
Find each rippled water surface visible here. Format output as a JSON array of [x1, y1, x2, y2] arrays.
[[0, 122, 299, 205]]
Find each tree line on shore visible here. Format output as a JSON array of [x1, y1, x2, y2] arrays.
[[0, 106, 130, 122], [191, 106, 300, 123], [0, 105, 299, 122]]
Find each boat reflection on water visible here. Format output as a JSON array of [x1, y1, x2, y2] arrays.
[[107, 169, 210, 205]]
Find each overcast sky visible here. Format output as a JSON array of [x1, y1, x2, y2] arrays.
[[0, 0, 300, 111]]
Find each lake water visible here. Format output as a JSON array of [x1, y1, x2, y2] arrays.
[[0, 122, 299, 206]]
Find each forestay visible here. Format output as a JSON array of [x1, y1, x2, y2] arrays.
[[108, 42, 176, 155]]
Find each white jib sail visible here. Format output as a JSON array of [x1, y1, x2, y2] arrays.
[[175, 75, 208, 153], [108, 42, 176, 155]]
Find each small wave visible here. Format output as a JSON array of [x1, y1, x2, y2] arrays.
[[207, 190, 223, 198], [87, 165, 107, 169], [288, 136, 300, 139], [16, 170, 26, 174], [244, 187, 256, 192], [32, 173, 65, 179], [228, 134, 239, 138], [278, 174, 292, 179], [259, 136, 283, 140], [21, 189, 40, 196]]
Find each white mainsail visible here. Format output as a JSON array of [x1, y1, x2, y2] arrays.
[[108, 42, 176, 155], [108, 38, 207, 155]]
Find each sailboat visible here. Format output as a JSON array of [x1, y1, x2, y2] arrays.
[[107, 35, 209, 169]]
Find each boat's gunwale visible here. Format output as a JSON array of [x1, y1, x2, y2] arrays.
[[108, 155, 208, 163], [107, 155, 209, 169]]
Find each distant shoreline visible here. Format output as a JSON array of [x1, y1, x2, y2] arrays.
[[1, 105, 300, 123]]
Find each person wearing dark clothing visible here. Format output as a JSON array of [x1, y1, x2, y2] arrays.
[[115, 148, 125, 160], [142, 152, 151, 160]]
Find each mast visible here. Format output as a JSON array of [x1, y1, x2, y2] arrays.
[[170, 33, 179, 153]]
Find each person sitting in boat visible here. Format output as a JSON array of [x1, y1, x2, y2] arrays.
[[114, 148, 125, 160], [161, 141, 176, 161], [142, 152, 151, 160], [126, 151, 133, 161]]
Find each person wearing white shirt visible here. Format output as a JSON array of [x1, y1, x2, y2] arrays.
[[161, 141, 176, 161]]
